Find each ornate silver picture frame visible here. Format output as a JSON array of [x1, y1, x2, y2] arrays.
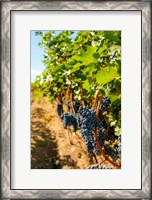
[[1, 0, 151, 199]]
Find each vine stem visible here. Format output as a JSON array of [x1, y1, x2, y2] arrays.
[[100, 157, 107, 164], [89, 156, 94, 165], [80, 86, 85, 107], [96, 95, 103, 117], [91, 96, 95, 107], [93, 90, 100, 110], [66, 85, 71, 101], [94, 128, 120, 168], [69, 86, 76, 114], [67, 128, 73, 145], [55, 91, 64, 114], [103, 115, 110, 135], [65, 84, 75, 113]]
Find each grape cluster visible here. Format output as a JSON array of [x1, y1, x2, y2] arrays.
[[99, 97, 111, 115], [58, 96, 121, 163], [118, 135, 121, 143], [115, 144, 121, 155], [97, 126, 106, 147], [106, 133, 116, 143], [115, 135, 121, 156], [96, 120, 121, 161], [67, 100, 71, 112], [100, 117, 108, 130], [61, 112, 77, 132], [76, 107, 100, 156], [73, 101, 80, 113], [67, 100, 80, 113], [57, 103, 63, 116], [87, 164, 112, 169], [104, 144, 118, 162], [81, 128, 100, 156], [77, 106, 96, 130]]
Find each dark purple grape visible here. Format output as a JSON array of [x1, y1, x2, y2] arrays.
[[61, 113, 77, 132], [99, 97, 111, 115], [57, 103, 62, 116], [87, 164, 112, 169]]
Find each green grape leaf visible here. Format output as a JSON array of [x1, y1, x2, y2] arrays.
[[107, 94, 121, 103], [70, 62, 83, 73], [82, 79, 91, 91], [114, 127, 121, 136], [82, 67, 90, 74], [72, 46, 98, 65], [95, 67, 119, 85], [74, 78, 81, 83], [87, 65, 96, 77], [98, 45, 107, 54], [110, 120, 117, 127]]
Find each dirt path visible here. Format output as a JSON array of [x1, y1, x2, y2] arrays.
[[31, 97, 90, 169]]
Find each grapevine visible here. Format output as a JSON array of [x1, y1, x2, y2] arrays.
[[32, 30, 121, 169]]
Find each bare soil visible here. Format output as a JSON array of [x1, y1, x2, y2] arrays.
[[31, 96, 118, 169]]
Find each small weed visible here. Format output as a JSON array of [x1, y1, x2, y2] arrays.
[[36, 140, 48, 147]]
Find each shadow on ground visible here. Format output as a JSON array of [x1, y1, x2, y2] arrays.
[[31, 108, 79, 169]]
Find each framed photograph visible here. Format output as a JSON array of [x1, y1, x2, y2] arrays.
[[1, 0, 151, 199]]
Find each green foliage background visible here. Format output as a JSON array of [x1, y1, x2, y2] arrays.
[[32, 30, 121, 136]]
